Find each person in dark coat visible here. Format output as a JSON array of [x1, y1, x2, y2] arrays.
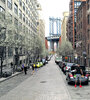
[[32, 63, 35, 74], [24, 64, 27, 75]]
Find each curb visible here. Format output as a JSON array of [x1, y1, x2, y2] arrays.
[[0, 67, 32, 83], [0, 71, 23, 83]]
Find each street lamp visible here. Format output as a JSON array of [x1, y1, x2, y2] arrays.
[[83, 52, 87, 67]]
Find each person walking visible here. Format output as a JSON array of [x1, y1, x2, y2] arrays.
[[32, 63, 35, 74], [23, 64, 27, 75], [11, 62, 14, 74]]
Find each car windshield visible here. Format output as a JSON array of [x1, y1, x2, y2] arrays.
[[66, 63, 74, 67]]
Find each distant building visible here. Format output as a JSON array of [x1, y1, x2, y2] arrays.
[[37, 19, 45, 44], [59, 36, 61, 46], [76, 1, 86, 65], [37, 3, 45, 51], [61, 12, 69, 44]]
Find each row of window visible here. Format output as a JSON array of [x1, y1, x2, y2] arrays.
[[87, 43, 90, 55], [1, 0, 37, 25], [7, 0, 37, 17], [87, 29, 90, 40], [77, 33, 82, 41], [87, 14, 90, 25], [77, 22, 82, 30], [77, 10, 82, 22]]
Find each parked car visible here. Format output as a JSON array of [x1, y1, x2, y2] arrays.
[[64, 63, 75, 74], [55, 56, 62, 64], [45, 60, 48, 64], [58, 61, 63, 68], [47, 56, 51, 61], [35, 62, 43, 68], [66, 65, 89, 85], [61, 62, 67, 73], [0, 69, 12, 77], [16, 67, 22, 72], [42, 58, 46, 65]]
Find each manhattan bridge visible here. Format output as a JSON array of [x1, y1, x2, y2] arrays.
[[47, 17, 61, 52]]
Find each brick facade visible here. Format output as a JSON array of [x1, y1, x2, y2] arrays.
[[76, 2, 86, 65], [86, 0, 90, 67]]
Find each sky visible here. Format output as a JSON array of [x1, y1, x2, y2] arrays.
[[38, 0, 70, 36]]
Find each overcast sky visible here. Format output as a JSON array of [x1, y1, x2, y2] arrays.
[[38, 0, 70, 36]]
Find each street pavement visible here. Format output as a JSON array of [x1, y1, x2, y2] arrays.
[[60, 64, 90, 100], [0, 57, 71, 100], [0, 69, 33, 98], [62, 73, 90, 100]]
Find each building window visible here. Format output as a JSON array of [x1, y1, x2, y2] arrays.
[[0, 6, 5, 12], [23, 14, 25, 22], [29, 20, 30, 26], [26, 0, 28, 4], [19, 0, 22, 6], [8, 13, 12, 23], [81, 22, 82, 29], [26, 17, 28, 25], [19, 9, 22, 19], [14, 3, 18, 14], [87, 14, 90, 24], [7, 0, 12, 9], [19, 22, 22, 32], [0, 6, 5, 19], [23, 25, 25, 33], [88, 44, 89, 55], [87, 3, 89, 10], [28, 11, 30, 17], [23, 2, 25, 11], [14, 18, 18, 28], [8, 47, 13, 57], [26, 7, 28, 15], [87, 29, 90, 40], [1, 0, 5, 3]]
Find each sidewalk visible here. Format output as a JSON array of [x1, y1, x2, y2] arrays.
[[0, 72, 22, 83], [0, 58, 71, 100]]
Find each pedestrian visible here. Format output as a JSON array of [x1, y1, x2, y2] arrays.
[[11, 62, 14, 74], [32, 63, 35, 74], [24, 64, 27, 75], [22, 64, 24, 71]]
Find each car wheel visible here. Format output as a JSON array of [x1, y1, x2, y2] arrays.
[[67, 77, 71, 85], [85, 81, 88, 85]]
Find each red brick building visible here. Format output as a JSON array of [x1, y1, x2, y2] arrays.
[[86, 0, 90, 67], [59, 36, 61, 46], [45, 38, 48, 50], [67, 0, 86, 49], [76, 1, 86, 65]]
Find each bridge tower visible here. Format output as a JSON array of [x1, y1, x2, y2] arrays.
[[47, 17, 61, 52]]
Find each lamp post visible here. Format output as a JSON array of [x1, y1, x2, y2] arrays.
[[83, 52, 87, 67]]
